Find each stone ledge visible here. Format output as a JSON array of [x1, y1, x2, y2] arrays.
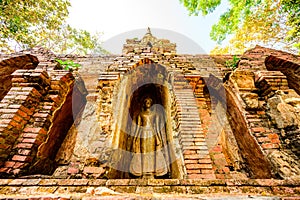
[[0, 179, 299, 187], [0, 179, 299, 199]]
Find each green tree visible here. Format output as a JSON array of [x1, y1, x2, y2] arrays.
[[0, 0, 105, 54], [180, 0, 300, 54]]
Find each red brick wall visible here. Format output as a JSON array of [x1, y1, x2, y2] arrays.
[[0, 67, 87, 177], [0, 55, 38, 101]]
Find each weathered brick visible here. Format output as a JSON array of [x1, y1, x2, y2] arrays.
[[268, 133, 279, 139], [257, 137, 271, 143], [83, 166, 104, 174], [42, 105, 54, 111], [22, 133, 38, 138], [15, 143, 34, 149], [201, 169, 214, 174], [251, 127, 265, 133], [184, 160, 198, 164], [186, 169, 201, 174], [201, 163, 214, 169], [49, 95, 61, 104], [23, 127, 47, 134], [181, 142, 195, 146], [188, 173, 215, 179], [210, 145, 222, 152], [19, 105, 34, 115], [0, 103, 8, 108], [262, 143, 279, 149], [271, 139, 281, 144], [11, 78, 26, 83], [22, 138, 36, 144], [33, 113, 49, 118], [186, 164, 204, 169], [12, 155, 32, 162], [17, 109, 28, 118], [222, 167, 230, 173], [67, 167, 79, 174], [183, 146, 203, 150], [0, 168, 9, 173], [215, 174, 226, 179], [183, 150, 197, 155], [21, 87, 34, 91], [195, 142, 207, 146], [8, 120, 23, 129], [0, 114, 14, 119], [15, 95, 28, 101], [211, 153, 225, 159], [0, 109, 18, 114], [199, 158, 212, 164], [0, 124, 9, 129], [214, 158, 228, 166], [12, 162, 25, 169], [31, 88, 42, 98], [18, 149, 31, 156], [4, 161, 15, 168], [184, 154, 202, 160], [247, 118, 261, 122], [11, 114, 24, 123], [0, 119, 11, 124]]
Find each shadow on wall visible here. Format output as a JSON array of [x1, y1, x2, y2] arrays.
[[29, 79, 88, 175]]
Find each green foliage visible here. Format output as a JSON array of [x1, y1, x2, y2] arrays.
[[180, 0, 222, 16], [180, 0, 300, 54], [225, 55, 239, 70], [0, 0, 105, 55], [281, 0, 300, 48], [55, 59, 81, 71]]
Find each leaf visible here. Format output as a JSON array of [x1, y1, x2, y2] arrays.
[[55, 59, 81, 71], [0, 0, 106, 55], [181, 0, 300, 54]]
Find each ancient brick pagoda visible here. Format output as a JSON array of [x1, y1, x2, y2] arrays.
[[0, 28, 299, 198]]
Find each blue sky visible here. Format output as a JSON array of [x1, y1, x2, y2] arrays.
[[67, 0, 230, 54]]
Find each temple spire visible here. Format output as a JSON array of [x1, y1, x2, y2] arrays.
[[146, 27, 152, 36]]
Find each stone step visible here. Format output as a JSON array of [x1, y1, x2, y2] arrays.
[[173, 86, 191, 89], [176, 112, 200, 116], [175, 100, 198, 103], [179, 130, 204, 135], [177, 104, 198, 108], [177, 107, 199, 111], [174, 94, 195, 98], [174, 91, 194, 94], [182, 145, 209, 151], [179, 121, 201, 125], [176, 118, 201, 122], [174, 94, 194, 97], [180, 138, 206, 142], [176, 122, 201, 126], [175, 113, 200, 117], [179, 128, 202, 132], [179, 132, 205, 136]]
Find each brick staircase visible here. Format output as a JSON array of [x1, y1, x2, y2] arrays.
[[172, 73, 215, 179]]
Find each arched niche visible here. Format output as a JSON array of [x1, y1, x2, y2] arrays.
[[108, 62, 183, 179]]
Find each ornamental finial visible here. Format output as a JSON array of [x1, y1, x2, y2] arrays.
[[147, 27, 152, 35]]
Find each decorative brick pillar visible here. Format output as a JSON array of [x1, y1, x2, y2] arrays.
[[0, 68, 86, 177], [97, 72, 120, 134]]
